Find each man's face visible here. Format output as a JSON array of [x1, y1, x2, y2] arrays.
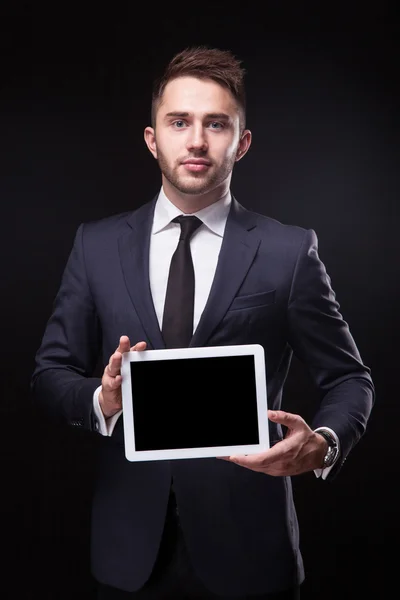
[[147, 76, 245, 196]]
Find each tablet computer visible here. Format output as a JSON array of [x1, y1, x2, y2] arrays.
[[121, 343, 269, 462]]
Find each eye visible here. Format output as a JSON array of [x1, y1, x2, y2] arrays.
[[173, 120, 187, 128], [208, 122, 224, 130]]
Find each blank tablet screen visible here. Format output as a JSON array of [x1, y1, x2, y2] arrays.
[[129, 354, 259, 451]]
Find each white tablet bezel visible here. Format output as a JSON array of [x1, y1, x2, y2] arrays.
[[121, 343, 269, 462]]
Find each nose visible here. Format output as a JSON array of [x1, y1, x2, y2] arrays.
[[186, 124, 208, 153]]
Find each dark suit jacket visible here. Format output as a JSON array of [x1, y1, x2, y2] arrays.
[[31, 196, 374, 595]]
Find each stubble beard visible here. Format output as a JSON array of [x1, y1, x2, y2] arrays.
[[156, 146, 237, 196]]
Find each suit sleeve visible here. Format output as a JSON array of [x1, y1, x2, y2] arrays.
[[31, 223, 102, 431], [286, 229, 375, 478]]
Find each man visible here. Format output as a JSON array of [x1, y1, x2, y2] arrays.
[[32, 46, 375, 599]]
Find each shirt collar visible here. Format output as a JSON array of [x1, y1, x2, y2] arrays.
[[152, 186, 231, 237]]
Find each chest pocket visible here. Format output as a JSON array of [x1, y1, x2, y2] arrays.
[[229, 289, 276, 311]]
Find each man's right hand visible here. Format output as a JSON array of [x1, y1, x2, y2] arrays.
[[99, 336, 147, 418]]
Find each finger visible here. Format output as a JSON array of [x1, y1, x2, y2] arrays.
[[131, 341, 147, 351], [268, 410, 305, 431], [224, 454, 269, 473], [227, 439, 291, 469], [117, 335, 131, 354], [102, 373, 122, 393], [107, 339, 146, 379], [107, 351, 123, 378]]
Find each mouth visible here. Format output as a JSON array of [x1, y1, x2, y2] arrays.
[[181, 158, 212, 173]]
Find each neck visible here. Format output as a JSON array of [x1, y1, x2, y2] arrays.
[[161, 176, 230, 214]]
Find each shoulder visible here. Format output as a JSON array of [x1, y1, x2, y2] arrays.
[[76, 199, 155, 240], [233, 197, 317, 251], [80, 210, 133, 236]]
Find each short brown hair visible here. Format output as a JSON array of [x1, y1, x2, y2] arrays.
[[151, 46, 246, 131]]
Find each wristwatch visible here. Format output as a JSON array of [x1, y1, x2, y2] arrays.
[[317, 429, 339, 468]]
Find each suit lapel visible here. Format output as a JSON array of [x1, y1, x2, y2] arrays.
[[118, 198, 166, 349], [118, 196, 260, 350], [190, 197, 260, 347]]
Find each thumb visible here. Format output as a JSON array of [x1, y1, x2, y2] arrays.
[[268, 409, 284, 420], [268, 409, 304, 430]]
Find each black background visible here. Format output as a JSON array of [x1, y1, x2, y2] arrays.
[[1, 3, 398, 599]]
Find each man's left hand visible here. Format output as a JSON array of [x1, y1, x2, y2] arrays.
[[221, 410, 328, 476]]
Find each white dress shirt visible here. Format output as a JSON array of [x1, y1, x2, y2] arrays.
[[93, 187, 339, 479]]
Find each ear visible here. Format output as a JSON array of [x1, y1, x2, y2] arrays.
[[235, 129, 252, 162], [144, 127, 157, 159]]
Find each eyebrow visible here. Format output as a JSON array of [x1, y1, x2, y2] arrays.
[[164, 111, 232, 121]]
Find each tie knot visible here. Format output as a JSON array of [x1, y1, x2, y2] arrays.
[[173, 215, 202, 241]]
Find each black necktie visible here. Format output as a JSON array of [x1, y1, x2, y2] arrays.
[[161, 215, 202, 348]]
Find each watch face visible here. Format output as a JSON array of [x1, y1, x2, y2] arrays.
[[324, 446, 336, 467]]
